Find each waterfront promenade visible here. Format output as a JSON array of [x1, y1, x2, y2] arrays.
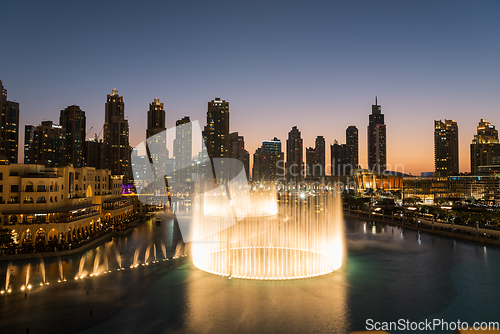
[[345, 208, 500, 246], [0, 218, 142, 262]]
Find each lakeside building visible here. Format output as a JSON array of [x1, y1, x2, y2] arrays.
[[402, 171, 500, 205], [0, 163, 136, 246]]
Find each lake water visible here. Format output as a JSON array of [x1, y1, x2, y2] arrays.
[[1, 214, 499, 333]]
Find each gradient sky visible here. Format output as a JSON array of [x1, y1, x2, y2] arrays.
[[1, 0, 499, 175]]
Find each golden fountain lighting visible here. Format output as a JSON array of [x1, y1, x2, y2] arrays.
[[192, 187, 344, 280]]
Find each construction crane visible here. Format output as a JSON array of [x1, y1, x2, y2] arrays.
[[86, 126, 94, 138], [95, 126, 104, 141]]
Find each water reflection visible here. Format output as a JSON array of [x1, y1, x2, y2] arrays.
[[0, 214, 181, 293], [184, 264, 350, 333]]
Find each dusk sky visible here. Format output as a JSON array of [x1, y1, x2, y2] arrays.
[[1, 0, 499, 175]]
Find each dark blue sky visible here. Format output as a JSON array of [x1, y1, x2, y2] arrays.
[[1, 0, 499, 174]]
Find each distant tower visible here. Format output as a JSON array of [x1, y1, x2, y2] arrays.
[[174, 116, 192, 184], [24, 125, 35, 164], [286, 126, 304, 183], [330, 140, 346, 176], [206, 98, 229, 158], [0, 80, 20, 163], [146, 97, 166, 175], [314, 136, 326, 179], [345, 126, 358, 175], [146, 97, 166, 138], [434, 119, 459, 176], [470, 119, 500, 175], [229, 132, 250, 179], [367, 97, 386, 173], [103, 88, 130, 177], [60, 105, 86, 167], [31, 121, 67, 166]]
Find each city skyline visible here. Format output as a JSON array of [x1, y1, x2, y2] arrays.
[[2, 1, 499, 175], [7, 84, 500, 176]]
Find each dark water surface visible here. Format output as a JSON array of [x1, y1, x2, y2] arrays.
[[1, 215, 499, 333]]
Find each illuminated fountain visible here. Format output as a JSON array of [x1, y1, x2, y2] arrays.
[[39, 258, 47, 285], [2, 262, 12, 294], [160, 242, 168, 261], [58, 259, 65, 282], [192, 186, 345, 280], [143, 244, 151, 265], [114, 245, 123, 270], [130, 248, 140, 268], [24, 263, 31, 290], [75, 254, 86, 279]]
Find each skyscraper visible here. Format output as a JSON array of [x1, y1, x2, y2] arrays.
[[146, 98, 166, 175], [24, 125, 35, 164], [305, 147, 315, 181], [174, 116, 192, 184], [470, 119, 500, 175], [286, 126, 303, 183], [0, 80, 20, 163], [345, 126, 359, 174], [330, 140, 346, 176], [434, 119, 459, 176], [229, 132, 250, 178], [103, 88, 130, 177], [253, 138, 284, 182], [206, 98, 229, 159], [367, 97, 386, 173], [86, 137, 103, 169], [60, 105, 86, 167], [31, 121, 67, 167], [314, 136, 325, 179]]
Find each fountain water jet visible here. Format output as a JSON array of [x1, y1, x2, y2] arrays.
[[4, 262, 12, 292], [104, 254, 109, 272], [25, 263, 31, 288], [114, 245, 122, 269], [58, 258, 64, 281], [144, 244, 151, 265], [131, 248, 140, 268], [153, 244, 157, 262], [192, 187, 345, 280], [160, 242, 167, 261], [174, 241, 184, 259], [39, 258, 46, 284], [92, 250, 100, 276], [76, 254, 86, 279]]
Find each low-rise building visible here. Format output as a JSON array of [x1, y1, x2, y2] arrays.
[[0, 163, 136, 246]]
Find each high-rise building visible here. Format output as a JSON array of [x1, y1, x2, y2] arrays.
[[332, 126, 359, 176], [330, 140, 346, 176], [345, 126, 359, 174], [146, 98, 166, 175], [434, 119, 459, 176], [252, 147, 263, 181], [253, 138, 284, 182], [229, 132, 250, 178], [206, 98, 229, 159], [470, 119, 500, 175], [286, 126, 303, 183], [367, 97, 386, 173], [31, 121, 67, 167], [86, 138, 103, 169], [314, 136, 325, 179], [103, 88, 130, 177], [305, 147, 315, 181], [0, 80, 20, 163], [60, 105, 86, 167], [174, 117, 192, 184], [24, 125, 35, 164]]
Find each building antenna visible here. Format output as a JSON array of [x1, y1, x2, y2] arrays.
[[376, 96, 378, 105]]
